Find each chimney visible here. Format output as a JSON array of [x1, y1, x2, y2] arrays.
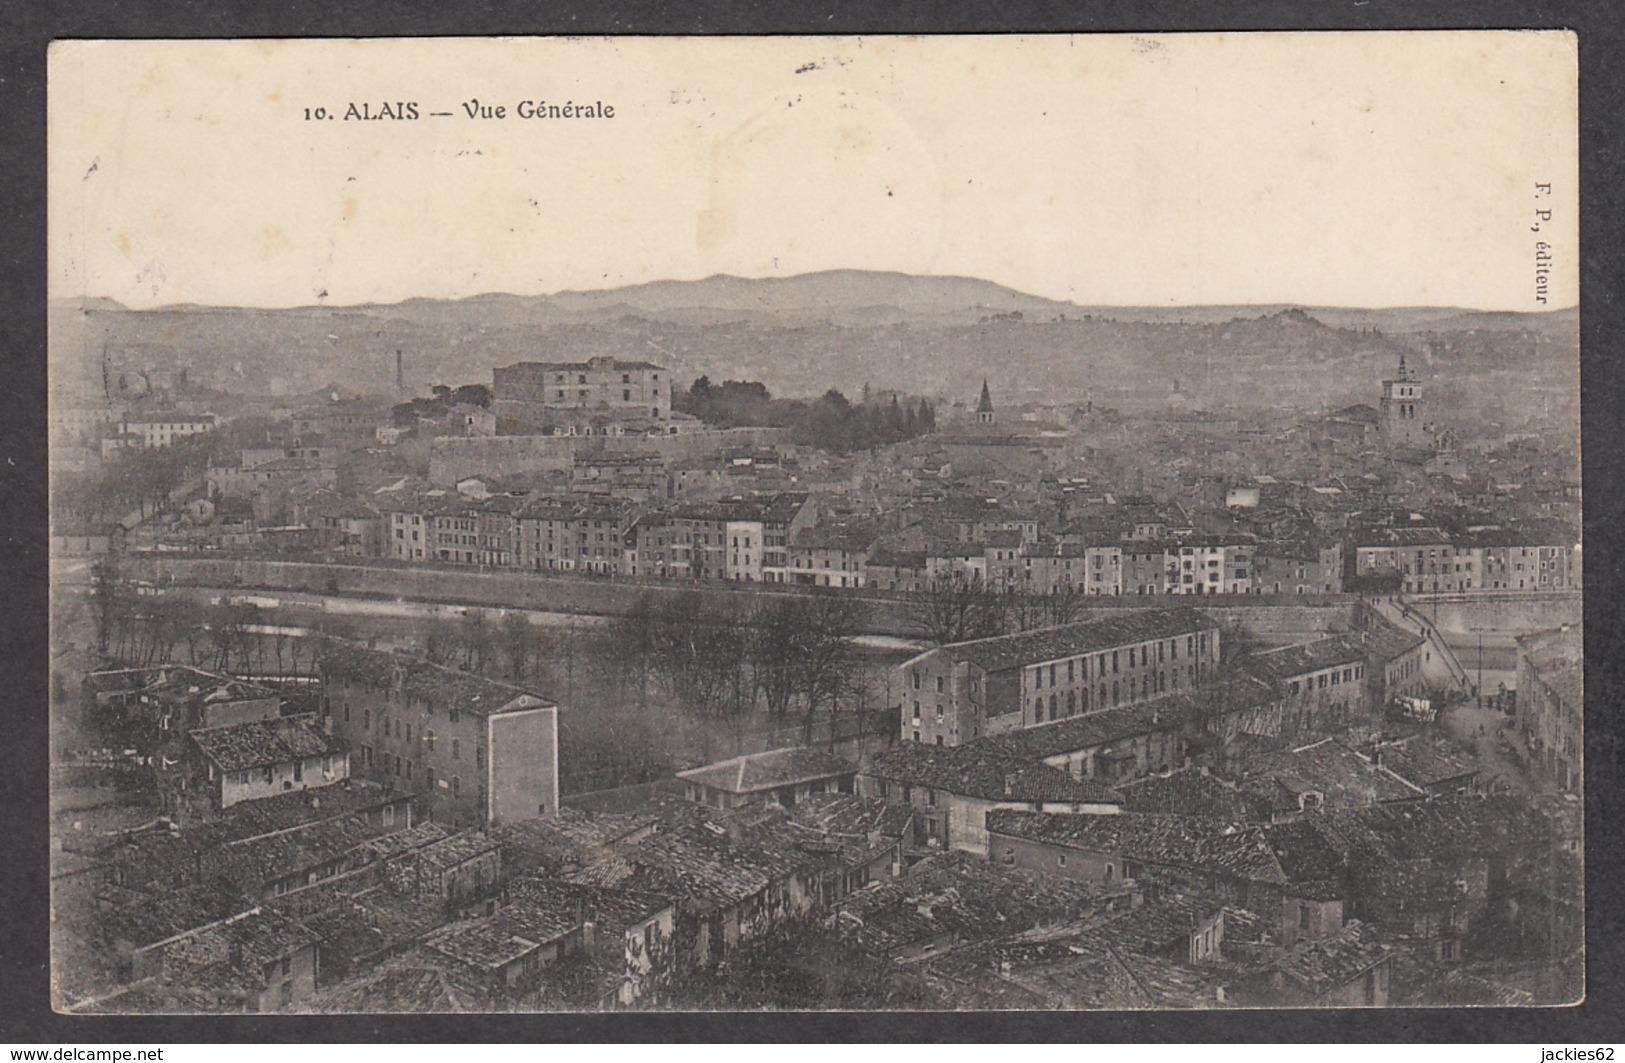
[[1003, 773, 1018, 798], [582, 920, 596, 952]]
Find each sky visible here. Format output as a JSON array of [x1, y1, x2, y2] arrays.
[[48, 33, 1578, 312]]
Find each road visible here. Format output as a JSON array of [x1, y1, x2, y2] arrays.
[[1437, 700, 1546, 796]]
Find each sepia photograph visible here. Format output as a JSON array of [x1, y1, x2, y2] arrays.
[[45, 33, 1581, 1014]]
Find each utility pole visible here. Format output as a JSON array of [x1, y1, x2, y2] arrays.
[[1477, 631, 1484, 709]]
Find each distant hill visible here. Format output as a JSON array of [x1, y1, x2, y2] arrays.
[[48, 271, 1578, 413]]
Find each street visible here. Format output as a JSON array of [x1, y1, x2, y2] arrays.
[[1437, 699, 1546, 796]]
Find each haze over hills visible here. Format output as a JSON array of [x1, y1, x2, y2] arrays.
[[50, 270, 1578, 417]]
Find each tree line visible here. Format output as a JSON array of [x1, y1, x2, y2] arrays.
[[52, 414, 288, 531], [675, 377, 936, 454], [391, 383, 492, 428], [903, 571, 1095, 645]]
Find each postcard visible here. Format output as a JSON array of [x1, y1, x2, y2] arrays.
[[47, 33, 1580, 1013]]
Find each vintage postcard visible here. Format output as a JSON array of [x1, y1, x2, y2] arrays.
[[47, 33, 1580, 1013]]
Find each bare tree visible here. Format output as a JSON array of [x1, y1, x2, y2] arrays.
[[499, 610, 533, 680], [421, 616, 460, 666], [460, 608, 492, 672], [1043, 583, 1088, 627], [89, 557, 126, 659], [750, 597, 804, 720], [795, 592, 866, 744], [905, 571, 1003, 645], [646, 592, 757, 758], [611, 594, 660, 712], [1004, 590, 1050, 633], [288, 629, 307, 677]]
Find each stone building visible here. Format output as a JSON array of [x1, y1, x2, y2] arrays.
[[316, 645, 560, 827], [492, 357, 671, 434], [896, 607, 1222, 746]]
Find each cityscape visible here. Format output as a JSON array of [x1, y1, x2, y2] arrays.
[[46, 35, 1581, 1015], [48, 273, 1582, 1011]]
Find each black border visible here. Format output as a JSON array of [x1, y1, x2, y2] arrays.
[[6, 0, 1622, 1044]]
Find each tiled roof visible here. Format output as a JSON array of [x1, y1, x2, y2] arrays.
[[931, 608, 1220, 674], [301, 957, 480, 1013], [205, 779, 407, 838], [416, 830, 500, 869], [831, 851, 1114, 960], [188, 715, 342, 773], [1409, 967, 1538, 1007], [788, 793, 915, 840], [1309, 793, 1557, 863], [427, 918, 567, 971], [357, 822, 451, 861], [865, 743, 1122, 805], [494, 810, 650, 877], [1066, 894, 1226, 955], [1235, 738, 1422, 810], [100, 882, 257, 951], [673, 492, 809, 525], [202, 815, 405, 894], [206, 908, 320, 970], [709, 802, 898, 874], [1262, 919, 1392, 999], [971, 679, 1277, 761], [85, 666, 278, 706], [792, 523, 883, 552], [1350, 614, 1428, 662], [985, 810, 1289, 886], [1370, 737, 1479, 788], [1261, 817, 1348, 899], [1246, 636, 1368, 682], [599, 829, 776, 913], [1118, 767, 1270, 821], [507, 876, 671, 933], [316, 643, 554, 717], [676, 746, 855, 795]]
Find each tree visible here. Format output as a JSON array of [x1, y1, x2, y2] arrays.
[[452, 383, 491, 408], [906, 571, 1003, 645], [89, 557, 125, 658], [1043, 583, 1088, 627], [499, 610, 534, 680], [611, 594, 661, 712], [646, 592, 755, 757], [460, 608, 492, 672], [422, 616, 461, 666], [793, 593, 866, 744], [141, 595, 193, 667], [749, 598, 804, 720], [1003, 590, 1051, 633]]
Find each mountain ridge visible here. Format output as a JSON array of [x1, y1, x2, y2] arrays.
[[49, 268, 1580, 326]]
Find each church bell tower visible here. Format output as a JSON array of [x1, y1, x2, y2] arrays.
[[1379, 353, 1427, 449]]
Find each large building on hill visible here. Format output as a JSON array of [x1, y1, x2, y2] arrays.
[[896, 608, 1223, 746], [316, 645, 559, 828], [492, 357, 671, 434]]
